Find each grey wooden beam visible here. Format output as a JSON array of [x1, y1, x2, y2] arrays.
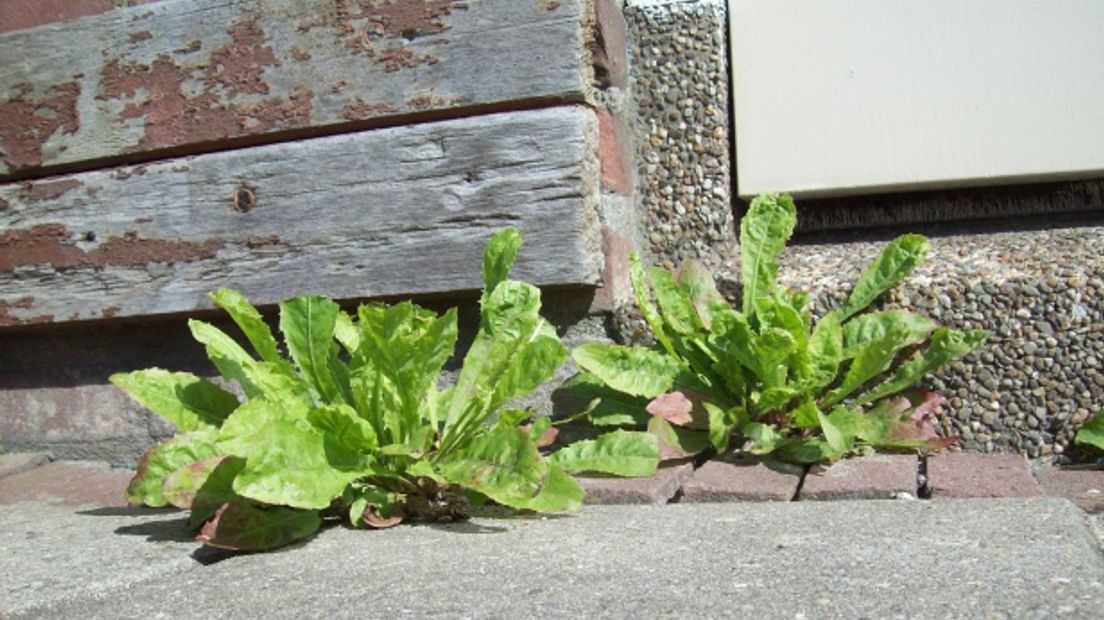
[[0, 106, 602, 326], [0, 0, 597, 178]]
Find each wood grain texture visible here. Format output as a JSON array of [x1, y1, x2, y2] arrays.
[[0, 106, 602, 326], [0, 0, 595, 178]]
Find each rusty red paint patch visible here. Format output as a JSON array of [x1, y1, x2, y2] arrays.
[[0, 296, 53, 327], [19, 178, 83, 201], [342, 98, 397, 120], [101, 306, 121, 318], [0, 223, 224, 273], [245, 235, 281, 248], [0, 80, 81, 170], [0, 197, 8, 210], [97, 21, 313, 152], [291, 47, 312, 62], [335, 0, 458, 71], [174, 40, 202, 54], [128, 30, 153, 44]]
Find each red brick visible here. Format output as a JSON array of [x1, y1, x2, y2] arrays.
[[927, 453, 1042, 498], [591, 227, 634, 312], [680, 456, 803, 502], [0, 461, 132, 506], [596, 108, 632, 195], [0, 452, 50, 479], [1034, 467, 1104, 513], [577, 462, 693, 505], [593, 0, 628, 89], [799, 454, 917, 500]]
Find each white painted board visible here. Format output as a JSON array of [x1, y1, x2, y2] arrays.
[[729, 0, 1104, 198]]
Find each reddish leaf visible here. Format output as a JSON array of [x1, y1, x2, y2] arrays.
[[647, 417, 710, 460], [161, 456, 230, 509], [196, 501, 321, 551], [646, 391, 694, 426]]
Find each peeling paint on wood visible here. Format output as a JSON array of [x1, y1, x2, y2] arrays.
[[0, 0, 595, 178], [0, 106, 601, 325]]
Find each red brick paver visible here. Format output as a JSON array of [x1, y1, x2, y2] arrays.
[[927, 453, 1041, 498], [800, 454, 917, 500], [0, 461, 131, 506], [680, 457, 803, 502], [0, 452, 50, 479], [578, 462, 694, 505], [1034, 467, 1104, 513]]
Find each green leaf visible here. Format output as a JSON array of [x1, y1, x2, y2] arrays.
[[571, 344, 682, 399], [209, 288, 282, 364], [307, 403, 379, 458], [547, 430, 659, 477], [110, 369, 238, 431], [676, 260, 726, 330], [188, 456, 247, 529], [218, 399, 364, 510], [647, 416, 710, 460], [629, 252, 676, 355], [333, 310, 361, 355], [241, 361, 313, 407], [841, 311, 936, 359], [650, 267, 696, 334], [554, 371, 652, 427], [791, 399, 821, 429], [742, 422, 785, 455], [188, 320, 263, 398], [162, 455, 234, 509], [797, 311, 843, 392], [835, 234, 928, 321], [514, 466, 583, 513], [775, 437, 835, 464], [818, 407, 852, 454], [125, 430, 220, 507], [755, 387, 800, 414], [1074, 411, 1104, 452], [753, 328, 796, 388], [438, 426, 548, 509], [705, 401, 745, 453], [825, 314, 938, 407], [481, 227, 523, 309], [196, 501, 321, 551], [739, 194, 796, 316], [280, 295, 349, 405], [347, 483, 402, 528], [854, 328, 988, 405]]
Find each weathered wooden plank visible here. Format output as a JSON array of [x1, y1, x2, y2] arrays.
[[0, 0, 597, 178], [0, 106, 601, 326]]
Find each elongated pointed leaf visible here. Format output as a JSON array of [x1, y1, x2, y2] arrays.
[[818, 407, 851, 454], [739, 194, 796, 316], [835, 234, 928, 321], [855, 328, 988, 405], [196, 501, 321, 551], [647, 416, 710, 460], [209, 288, 282, 363], [481, 227, 523, 309], [189, 456, 247, 529], [125, 430, 220, 507], [753, 328, 796, 388], [797, 312, 843, 392], [111, 369, 238, 431], [676, 260, 725, 330], [547, 430, 659, 477], [438, 426, 548, 509], [841, 311, 936, 359], [307, 403, 379, 459], [1074, 411, 1104, 452], [218, 400, 364, 509], [162, 455, 235, 509], [241, 361, 313, 407], [280, 295, 348, 405], [825, 316, 938, 407], [650, 267, 696, 334], [553, 371, 652, 427], [515, 466, 584, 512], [629, 252, 676, 355], [705, 401, 745, 453], [572, 344, 682, 399], [189, 320, 263, 398], [333, 310, 361, 356], [775, 437, 835, 464], [742, 422, 785, 455]]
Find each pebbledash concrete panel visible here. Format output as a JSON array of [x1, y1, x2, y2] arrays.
[[927, 453, 1042, 499], [0, 106, 603, 326], [680, 456, 803, 502], [729, 0, 1104, 197], [799, 454, 917, 500], [577, 462, 693, 504], [0, 0, 599, 178]]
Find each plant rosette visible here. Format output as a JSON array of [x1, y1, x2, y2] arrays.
[[113, 228, 660, 552], [562, 194, 988, 464]]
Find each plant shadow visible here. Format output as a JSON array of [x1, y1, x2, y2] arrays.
[[426, 521, 508, 535], [113, 515, 196, 544]]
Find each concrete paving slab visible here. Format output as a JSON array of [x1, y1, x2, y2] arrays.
[[0, 461, 132, 507], [0, 499, 198, 616], [928, 452, 1043, 498], [8, 498, 1103, 619], [0, 453, 50, 480], [577, 462, 693, 504], [800, 454, 918, 500], [680, 456, 802, 502], [1035, 467, 1104, 513]]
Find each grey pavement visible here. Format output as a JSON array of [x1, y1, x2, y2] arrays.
[[3, 497, 1103, 619]]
